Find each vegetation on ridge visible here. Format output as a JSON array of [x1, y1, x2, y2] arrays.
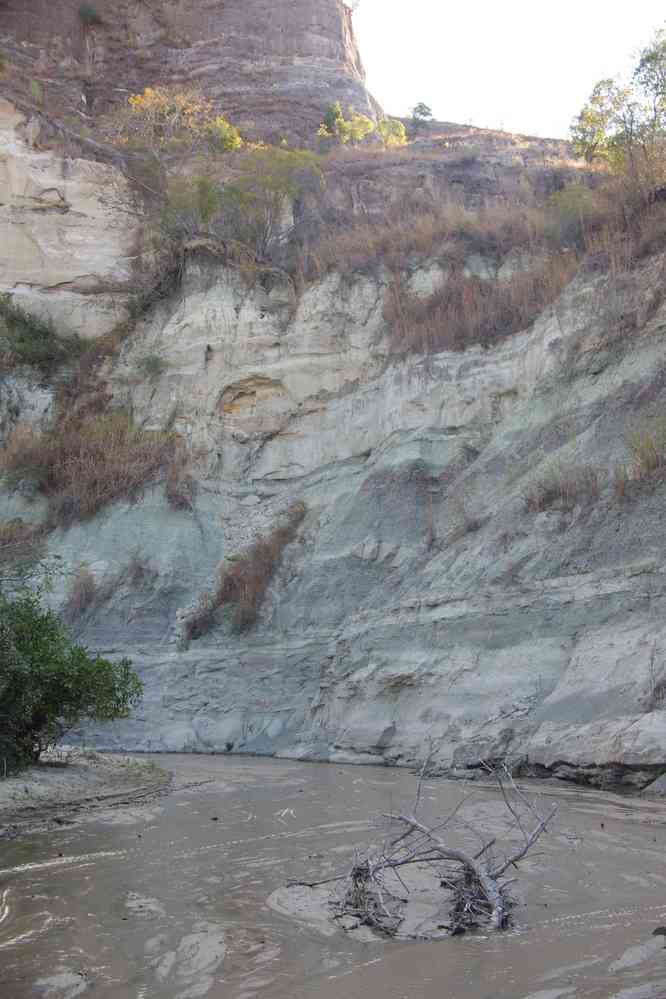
[[572, 28, 666, 205]]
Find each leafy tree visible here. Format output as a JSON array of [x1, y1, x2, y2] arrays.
[[217, 147, 323, 257], [112, 85, 241, 155], [570, 79, 628, 163], [411, 102, 434, 130], [571, 28, 666, 201], [161, 175, 222, 239], [318, 102, 375, 145], [78, 4, 103, 25], [377, 118, 407, 148], [0, 592, 142, 771], [320, 101, 346, 139], [634, 29, 666, 117]]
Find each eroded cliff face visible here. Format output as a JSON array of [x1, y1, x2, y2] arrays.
[[0, 99, 140, 338], [0, 0, 376, 142], [2, 17, 666, 787], [2, 238, 663, 789]]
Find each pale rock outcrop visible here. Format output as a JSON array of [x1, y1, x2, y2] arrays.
[[25, 245, 665, 788], [0, 99, 139, 337]]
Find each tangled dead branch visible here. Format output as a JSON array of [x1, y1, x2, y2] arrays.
[[290, 758, 557, 937]]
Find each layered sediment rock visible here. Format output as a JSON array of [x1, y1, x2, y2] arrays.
[[3, 3, 666, 789], [22, 245, 666, 789], [0, 0, 377, 142], [0, 99, 139, 337]]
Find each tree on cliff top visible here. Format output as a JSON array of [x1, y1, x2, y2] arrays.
[[318, 102, 375, 145], [571, 27, 666, 197], [0, 592, 142, 772], [411, 102, 434, 130]]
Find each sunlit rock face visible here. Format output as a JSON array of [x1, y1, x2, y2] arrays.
[[0, 0, 378, 143], [0, 99, 138, 338]]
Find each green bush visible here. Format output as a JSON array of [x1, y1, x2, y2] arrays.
[[161, 175, 221, 239], [0, 295, 86, 378], [546, 185, 602, 249], [218, 147, 322, 257], [78, 4, 103, 25], [318, 102, 375, 145], [0, 592, 142, 771], [136, 353, 169, 381], [377, 118, 407, 148]]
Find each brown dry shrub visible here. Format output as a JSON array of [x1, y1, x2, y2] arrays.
[[0, 519, 45, 565], [123, 550, 156, 587], [165, 446, 196, 511], [0, 412, 176, 526], [634, 201, 666, 259], [614, 419, 666, 500], [182, 501, 307, 640], [523, 462, 601, 513], [63, 566, 98, 621], [612, 420, 666, 501], [387, 252, 577, 354], [301, 203, 548, 281], [613, 464, 632, 501], [627, 420, 666, 479]]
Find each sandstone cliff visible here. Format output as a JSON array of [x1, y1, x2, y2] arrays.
[[33, 240, 664, 790], [0, 0, 376, 143], [3, 10, 666, 791]]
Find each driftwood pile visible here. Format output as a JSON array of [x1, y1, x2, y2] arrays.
[[291, 759, 557, 937]]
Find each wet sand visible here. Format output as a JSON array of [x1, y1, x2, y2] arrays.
[[0, 752, 171, 841], [1, 755, 666, 998]]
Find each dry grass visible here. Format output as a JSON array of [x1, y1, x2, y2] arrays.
[[0, 413, 176, 526], [523, 462, 601, 513], [165, 446, 196, 512], [386, 252, 577, 354], [446, 497, 486, 544], [63, 566, 98, 621], [182, 501, 307, 640], [0, 519, 45, 566], [613, 464, 632, 501], [627, 420, 666, 479], [123, 550, 156, 587], [614, 420, 666, 500], [301, 203, 549, 281]]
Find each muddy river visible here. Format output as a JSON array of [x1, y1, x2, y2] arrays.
[[2, 755, 666, 999]]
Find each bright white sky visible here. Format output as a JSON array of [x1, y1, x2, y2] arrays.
[[353, 1, 665, 138]]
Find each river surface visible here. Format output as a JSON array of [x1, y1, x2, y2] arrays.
[[2, 755, 666, 999]]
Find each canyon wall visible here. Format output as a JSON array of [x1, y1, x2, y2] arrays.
[[0, 0, 377, 142], [3, 6, 666, 789], [59, 244, 666, 788]]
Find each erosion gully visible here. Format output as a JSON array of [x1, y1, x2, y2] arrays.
[[2, 755, 666, 999]]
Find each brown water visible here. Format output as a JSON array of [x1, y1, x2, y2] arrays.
[[2, 755, 666, 999]]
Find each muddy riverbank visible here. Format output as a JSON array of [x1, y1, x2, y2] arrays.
[[0, 751, 172, 840], [2, 755, 666, 998]]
